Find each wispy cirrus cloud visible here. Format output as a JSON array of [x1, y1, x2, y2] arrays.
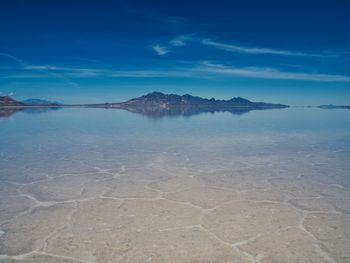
[[151, 45, 169, 56], [4, 62, 350, 83], [0, 52, 79, 86], [169, 34, 191, 47], [151, 34, 195, 55], [152, 34, 338, 58], [2, 51, 349, 83], [169, 38, 186, 47], [201, 39, 332, 57], [198, 62, 350, 82], [3, 65, 198, 78], [0, 53, 26, 66]]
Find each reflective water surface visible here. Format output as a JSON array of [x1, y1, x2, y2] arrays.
[[1, 107, 350, 263]]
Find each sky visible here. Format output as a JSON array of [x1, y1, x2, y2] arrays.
[[0, 0, 350, 105]]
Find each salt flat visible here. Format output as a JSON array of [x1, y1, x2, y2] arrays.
[[1, 107, 350, 262]]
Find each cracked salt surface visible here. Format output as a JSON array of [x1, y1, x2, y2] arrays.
[[1, 107, 350, 262]]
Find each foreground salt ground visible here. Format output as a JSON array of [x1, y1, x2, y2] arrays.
[[1, 137, 350, 263]]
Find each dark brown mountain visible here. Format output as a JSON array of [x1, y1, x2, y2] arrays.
[[99, 92, 289, 118], [110, 91, 289, 109]]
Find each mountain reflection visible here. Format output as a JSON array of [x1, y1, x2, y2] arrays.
[[0, 107, 61, 118], [116, 105, 279, 119], [0, 105, 287, 119]]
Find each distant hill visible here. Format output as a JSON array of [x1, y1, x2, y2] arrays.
[[109, 91, 289, 109], [0, 96, 61, 107], [0, 96, 62, 118], [0, 96, 24, 106], [318, 104, 350, 110], [21, 99, 62, 106]]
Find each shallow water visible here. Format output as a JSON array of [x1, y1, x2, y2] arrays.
[[0, 107, 350, 263]]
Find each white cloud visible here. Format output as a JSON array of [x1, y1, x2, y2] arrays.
[[198, 62, 350, 82], [2, 65, 197, 79], [169, 35, 191, 47], [24, 65, 60, 70], [152, 45, 169, 56], [0, 52, 26, 66], [150, 34, 334, 58], [151, 34, 194, 55], [5, 62, 350, 82], [4, 55, 350, 83], [0, 53, 79, 87], [169, 38, 186, 47], [201, 39, 332, 57]]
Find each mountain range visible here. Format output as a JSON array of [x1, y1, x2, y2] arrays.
[[0, 96, 25, 107], [318, 104, 350, 110], [104, 92, 288, 109], [99, 92, 289, 118], [1, 92, 349, 119], [21, 99, 61, 106], [0, 96, 60, 107]]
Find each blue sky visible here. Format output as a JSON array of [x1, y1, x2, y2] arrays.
[[0, 0, 350, 105]]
